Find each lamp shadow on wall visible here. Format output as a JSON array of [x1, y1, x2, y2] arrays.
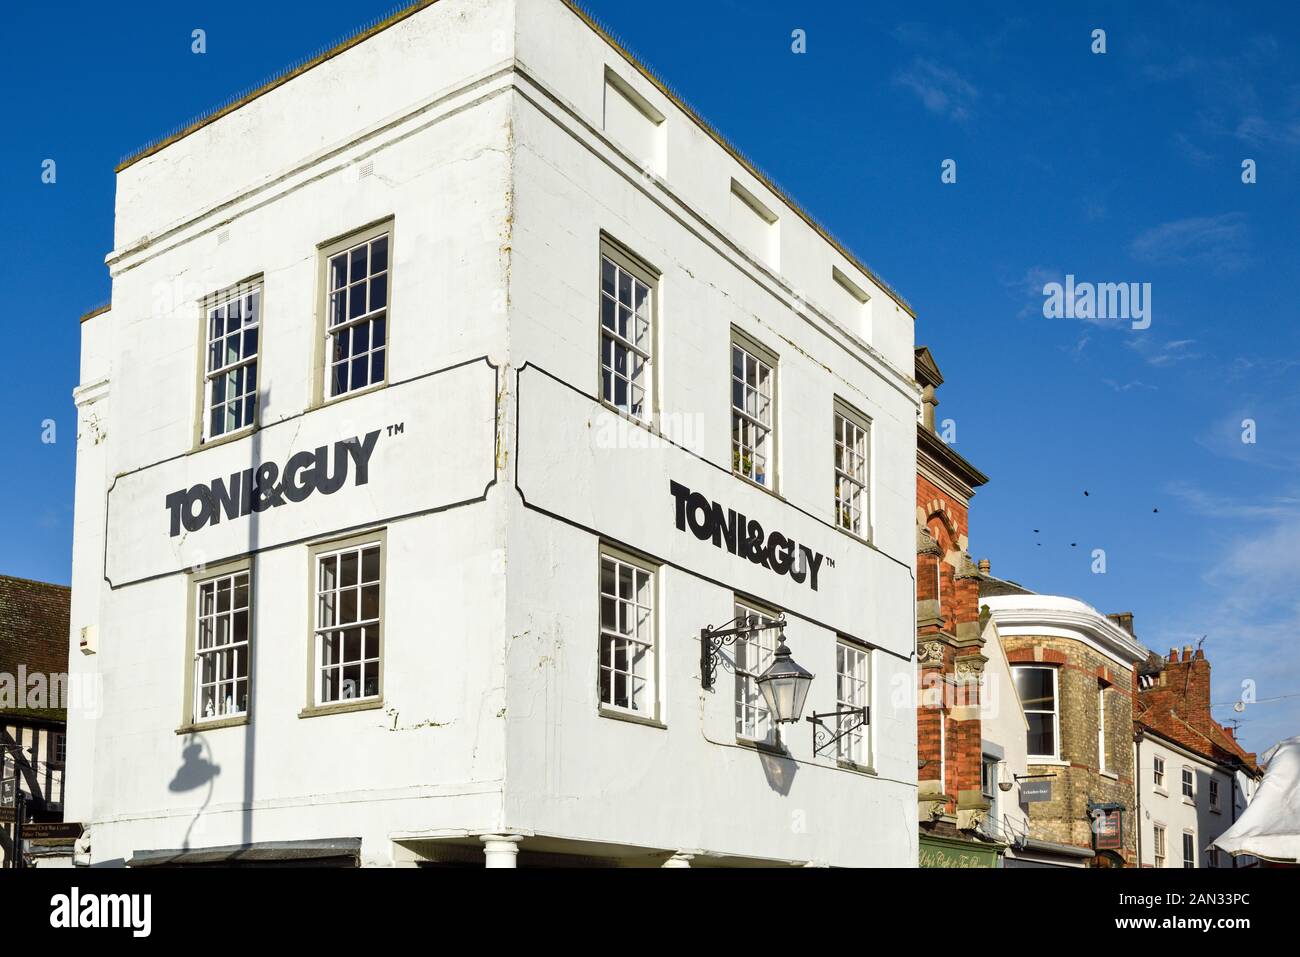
[[169, 733, 220, 850], [757, 741, 797, 795]]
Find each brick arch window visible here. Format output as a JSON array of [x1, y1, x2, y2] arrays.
[[926, 513, 956, 627]]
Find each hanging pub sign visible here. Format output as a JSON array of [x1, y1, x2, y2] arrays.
[[668, 480, 828, 591], [1090, 803, 1124, 850]]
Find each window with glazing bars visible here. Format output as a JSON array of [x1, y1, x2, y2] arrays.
[[734, 600, 779, 742], [731, 340, 774, 486], [834, 640, 870, 764], [598, 552, 656, 715], [600, 252, 653, 419], [834, 404, 869, 536], [315, 543, 382, 703], [327, 233, 388, 397], [194, 570, 251, 721], [203, 285, 261, 439]]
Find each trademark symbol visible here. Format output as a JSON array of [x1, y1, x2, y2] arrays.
[[824, 558, 835, 569], [387, 422, 404, 437]]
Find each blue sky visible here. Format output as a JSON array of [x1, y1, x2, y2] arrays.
[[3, 0, 1297, 754]]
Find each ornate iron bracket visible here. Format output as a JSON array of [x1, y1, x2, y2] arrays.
[[700, 614, 786, 690], [807, 706, 869, 755]]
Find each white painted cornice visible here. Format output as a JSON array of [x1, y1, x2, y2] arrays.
[[983, 594, 1150, 667]]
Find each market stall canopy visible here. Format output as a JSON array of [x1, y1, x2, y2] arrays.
[[1213, 735, 1300, 863]]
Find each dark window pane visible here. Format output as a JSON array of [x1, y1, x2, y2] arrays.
[[1015, 668, 1055, 711], [370, 236, 388, 273], [331, 255, 348, 290], [362, 546, 380, 583], [370, 273, 387, 311], [1026, 714, 1054, 756]]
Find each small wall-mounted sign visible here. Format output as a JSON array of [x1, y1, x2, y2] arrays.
[[1020, 779, 1053, 803], [22, 822, 84, 841]]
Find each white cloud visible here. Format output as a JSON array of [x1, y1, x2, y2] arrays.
[[892, 58, 979, 122], [1129, 213, 1250, 273]]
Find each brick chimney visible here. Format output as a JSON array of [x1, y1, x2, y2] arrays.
[[1106, 611, 1135, 637], [1152, 644, 1214, 738]]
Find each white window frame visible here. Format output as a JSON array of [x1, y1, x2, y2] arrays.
[[1013, 665, 1060, 761], [833, 400, 871, 539], [1209, 777, 1220, 812], [730, 332, 777, 489], [201, 281, 262, 443], [52, 732, 66, 766], [321, 223, 391, 402], [1181, 766, 1195, 802], [1182, 830, 1195, 869], [598, 239, 656, 422], [1153, 822, 1167, 867], [598, 548, 658, 719], [1153, 754, 1165, 790], [734, 598, 781, 744], [191, 567, 252, 724], [832, 639, 871, 766], [312, 538, 384, 707], [1097, 685, 1108, 772]]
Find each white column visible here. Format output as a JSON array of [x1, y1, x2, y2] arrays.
[[481, 834, 523, 868], [662, 852, 694, 868]]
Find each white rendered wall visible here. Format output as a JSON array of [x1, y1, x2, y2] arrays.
[[979, 620, 1031, 849]]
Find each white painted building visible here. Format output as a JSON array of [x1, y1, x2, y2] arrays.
[[1135, 730, 1256, 869], [67, 0, 920, 867]]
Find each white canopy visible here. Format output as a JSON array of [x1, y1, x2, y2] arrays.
[[1213, 735, 1300, 863]]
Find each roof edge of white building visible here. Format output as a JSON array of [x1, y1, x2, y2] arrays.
[[983, 593, 1150, 666]]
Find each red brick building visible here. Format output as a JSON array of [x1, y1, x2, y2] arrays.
[[913, 347, 998, 866]]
